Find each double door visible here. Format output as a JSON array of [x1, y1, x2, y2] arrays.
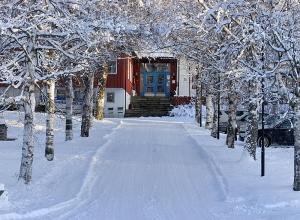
[[142, 72, 169, 96]]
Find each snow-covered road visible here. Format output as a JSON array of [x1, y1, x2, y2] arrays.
[[53, 119, 226, 220]]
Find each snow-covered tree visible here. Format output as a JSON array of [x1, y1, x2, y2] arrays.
[[262, 0, 300, 190], [0, 0, 112, 182], [95, 64, 108, 120]]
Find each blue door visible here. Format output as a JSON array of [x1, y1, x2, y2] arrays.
[[142, 71, 169, 96], [144, 73, 155, 94]]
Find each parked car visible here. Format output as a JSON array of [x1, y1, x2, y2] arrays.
[[219, 111, 229, 133], [236, 111, 248, 130], [239, 115, 294, 147], [239, 113, 273, 141], [219, 110, 248, 133]]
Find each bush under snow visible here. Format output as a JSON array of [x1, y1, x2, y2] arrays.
[[170, 104, 195, 118], [0, 184, 9, 211]]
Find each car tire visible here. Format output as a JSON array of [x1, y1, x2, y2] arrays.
[[257, 136, 271, 148]]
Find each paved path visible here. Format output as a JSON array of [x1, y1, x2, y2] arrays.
[[55, 119, 226, 220]]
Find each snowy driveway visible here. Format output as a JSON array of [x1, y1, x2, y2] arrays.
[[53, 119, 226, 220]]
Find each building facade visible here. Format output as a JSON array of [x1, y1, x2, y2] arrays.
[[104, 54, 196, 117], [0, 54, 196, 117]]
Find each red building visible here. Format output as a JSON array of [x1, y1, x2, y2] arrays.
[[0, 53, 196, 117], [104, 53, 195, 117]]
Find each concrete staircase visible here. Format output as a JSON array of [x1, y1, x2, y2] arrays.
[[125, 96, 172, 117]]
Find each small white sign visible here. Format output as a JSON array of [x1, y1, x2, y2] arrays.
[[0, 184, 4, 191]]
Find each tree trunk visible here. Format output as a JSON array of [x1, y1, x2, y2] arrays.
[[211, 95, 218, 138], [81, 72, 94, 137], [195, 98, 199, 123], [19, 83, 36, 184], [293, 93, 300, 190], [65, 76, 73, 141], [205, 92, 214, 129], [45, 80, 55, 161], [95, 64, 108, 120], [199, 88, 202, 126], [244, 81, 259, 160], [276, 72, 289, 102], [271, 102, 278, 115], [195, 75, 202, 124], [226, 86, 237, 148]]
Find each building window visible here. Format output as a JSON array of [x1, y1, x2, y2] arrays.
[[107, 107, 114, 116], [74, 90, 83, 103], [56, 88, 66, 101], [108, 60, 117, 74], [107, 92, 115, 103]]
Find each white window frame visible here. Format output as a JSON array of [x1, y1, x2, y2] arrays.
[[108, 60, 117, 75], [107, 92, 115, 103]]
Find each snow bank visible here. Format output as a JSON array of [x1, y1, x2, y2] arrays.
[[0, 184, 10, 211], [183, 123, 300, 219], [1, 111, 299, 219], [169, 104, 206, 125], [0, 111, 119, 217], [170, 104, 195, 118]]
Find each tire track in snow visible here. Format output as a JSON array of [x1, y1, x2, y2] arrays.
[[182, 123, 229, 201], [0, 121, 123, 220]]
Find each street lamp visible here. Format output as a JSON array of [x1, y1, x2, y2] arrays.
[[217, 75, 220, 139], [199, 82, 203, 127], [261, 78, 265, 177], [260, 42, 266, 177]]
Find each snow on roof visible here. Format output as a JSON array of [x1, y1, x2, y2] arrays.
[[135, 51, 175, 59]]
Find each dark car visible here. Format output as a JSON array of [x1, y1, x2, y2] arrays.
[[239, 113, 270, 141], [257, 118, 294, 147], [219, 110, 248, 134]]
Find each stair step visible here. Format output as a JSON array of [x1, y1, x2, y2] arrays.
[[131, 106, 171, 109], [126, 96, 171, 117]]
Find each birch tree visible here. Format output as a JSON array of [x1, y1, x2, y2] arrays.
[[19, 82, 36, 184], [226, 79, 238, 148], [95, 64, 108, 120], [205, 84, 214, 130], [265, 0, 300, 190], [45, 79, 55, 161], [81, 70, 94, 137], [65, 75, 74, 141], [0, 0, 86, 183], [195, 66, 203, 125]]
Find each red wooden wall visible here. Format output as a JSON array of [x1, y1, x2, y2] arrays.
[[106, 57, 177, 96], [106, 58, 133, 94]]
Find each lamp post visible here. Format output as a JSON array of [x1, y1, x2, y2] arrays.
[[124, 61, 127, 114], [200, 83, 203, 127], [261, 78, 265, 177], [261, 41, 266, 177], [217, 75, 220, 139]]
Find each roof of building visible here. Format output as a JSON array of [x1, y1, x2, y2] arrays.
[[134, 51, 175, 59]]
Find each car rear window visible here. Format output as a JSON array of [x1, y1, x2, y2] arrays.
[[277, 120, 292, 129]]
